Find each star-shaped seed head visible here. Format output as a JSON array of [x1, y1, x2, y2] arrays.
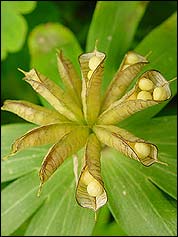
[[2, 44, 174, 213]]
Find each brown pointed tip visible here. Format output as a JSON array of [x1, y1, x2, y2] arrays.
[[156, 160, 168, 166], [169, 77, 177, 84], [55, 48, 61, 54], [1, 105, 5, 110], [1, 100, 11, 110], [2, 153, 12, 161], [17, 68, 27, 75], [56, 48, 63, 58]]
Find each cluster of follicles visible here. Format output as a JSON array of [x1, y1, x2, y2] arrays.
[[2, 44, 174, 213]]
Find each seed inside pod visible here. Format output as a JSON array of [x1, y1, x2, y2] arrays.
[[137, 91, 152, 100], [89, 56, 101, 70], [138, 78, 154, 91], [134, 142, 151, 159], [87, 180, 103, 197], [81, 170, 95, 185], [153, 87, 167, 101], [125, 53, 139, 65], [87, 70, 93, 80]]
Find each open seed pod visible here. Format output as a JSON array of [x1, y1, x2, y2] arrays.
[[76, 133, 107, 211], [18, 68, 84, 123], [56, 50, 82, 107], [97, 70, 172, 125], [79, 49, 105, 83], [120, 51, 149, 71], [79, 48, 106, 125], [126, 70, 172, 102], [102, 51, 149, 111], [93, 125, 159, 167], [1, 100, 70, 125]]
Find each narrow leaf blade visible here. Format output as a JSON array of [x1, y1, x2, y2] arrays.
[[87, 1, 148, 90], [102, 149, 176, 236]]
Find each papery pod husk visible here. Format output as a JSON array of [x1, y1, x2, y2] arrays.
[[79, 49, 105, 125], [8, 123, 77, 156], [76, 133, 107, 211], [19, 68, 84, 122], [97, 70, 171, 125], [1, 100, 70, 125], [122, 70, 172, 102], [56, 50, 82, 106], [39, 126, 90, 185], [102, 51, 148, 111], [93, 125, 158, 167]]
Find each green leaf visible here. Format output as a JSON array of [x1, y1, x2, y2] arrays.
[[136, 13, 177, 80], [25, 159, 95, 236], [8, 1, 37, 14], [101, 115, 176, 235], [87, 1, 148, 90], [28, 23, 82, 88], [1, 1, 36, 60], [102, 149, 176, 236], [1, 123, 35, 158], [1, 123, 42, 182], [1, 171, 45, 236], [1, 124, 95, 236], [119, 13, 177, 127], [123, 115, 177, 199], [92, 205, 127, 236]]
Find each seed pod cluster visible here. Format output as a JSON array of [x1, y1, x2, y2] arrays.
[[2, 46, 172, 214]]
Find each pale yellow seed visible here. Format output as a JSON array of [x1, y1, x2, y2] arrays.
[[87, 180, 103, 197], [137, 91, 152, 100], [88, 56, 101, 70], [122, 64, 129, 70], [138, 78, 154, 91], [153, 87, 167, 101], [81, 170, 95, 185], [125, 53, 139, 65], [87, 70, 93, 80], [134, 143, 151, 159]]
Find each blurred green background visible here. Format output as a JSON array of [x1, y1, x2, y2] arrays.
[[1, 1, 177, 125]]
